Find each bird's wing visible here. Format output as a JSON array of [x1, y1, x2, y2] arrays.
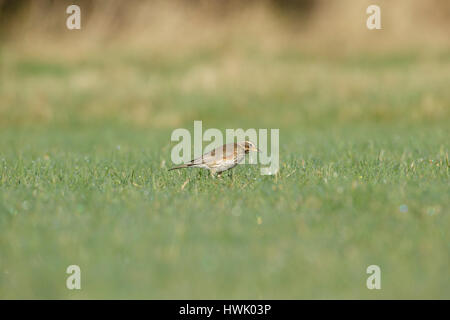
[[189, 143, 237, 165]]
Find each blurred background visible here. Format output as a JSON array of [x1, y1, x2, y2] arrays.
[[1, 0, 449, 129]]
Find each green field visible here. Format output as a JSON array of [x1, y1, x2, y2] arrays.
[[0, 47, 449, 299]]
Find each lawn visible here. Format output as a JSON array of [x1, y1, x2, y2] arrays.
[[0, 46, 449, 299]]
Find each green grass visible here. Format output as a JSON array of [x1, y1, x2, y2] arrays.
[[0, 47, 449, 299]]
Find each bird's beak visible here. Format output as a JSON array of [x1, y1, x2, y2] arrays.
[[252, 147, 260, 153]]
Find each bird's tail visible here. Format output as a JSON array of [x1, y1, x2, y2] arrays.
[[168, 164, 192, 171]]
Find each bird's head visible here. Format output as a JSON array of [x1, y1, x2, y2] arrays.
[[240, 141, 259, 153]]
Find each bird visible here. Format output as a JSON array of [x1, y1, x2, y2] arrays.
[[169, 141, 259, 176]]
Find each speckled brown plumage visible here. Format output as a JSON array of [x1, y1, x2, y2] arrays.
[[169, 141, 259, 176]]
